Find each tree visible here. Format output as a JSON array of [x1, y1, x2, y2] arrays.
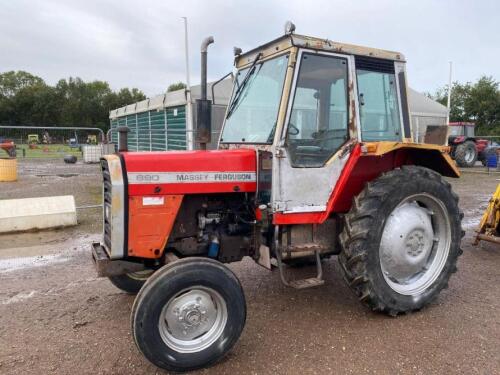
[[167, 82, 186, 92], [433, 81, 472, 123], [466, 76, 499, 135], [0, 70, 146, 129], [0, 71, 44, 97], [431, 76, 500, 135], [0, 71, 58, 126]]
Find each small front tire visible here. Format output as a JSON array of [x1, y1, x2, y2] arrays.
[[108, 270, 154, 294], [131, 258, 246, 372]]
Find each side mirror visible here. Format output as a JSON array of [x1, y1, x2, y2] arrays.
[[195, 99, 212, 149]]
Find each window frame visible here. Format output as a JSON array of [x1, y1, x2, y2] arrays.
[[394, 62, 411, 139], [354, 57, 405, 142], [219, 52, 291, 145], [282, 49, 352, 168]]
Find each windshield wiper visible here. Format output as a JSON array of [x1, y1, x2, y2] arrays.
[[225, 53, 262, 120]]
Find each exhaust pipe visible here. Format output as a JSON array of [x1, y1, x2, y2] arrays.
[[200, 36, 214, 101], [196, 36, 214, 150]]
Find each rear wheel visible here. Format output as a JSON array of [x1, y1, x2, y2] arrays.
[[108, 270, 154, 294], [131, 258, 246, 372], [339, 166, 464, 316], [455, 140, 477, 167]]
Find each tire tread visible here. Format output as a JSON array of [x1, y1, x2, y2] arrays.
[[338, 166, 464, 316]]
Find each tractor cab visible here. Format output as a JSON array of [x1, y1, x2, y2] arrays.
[[218, 27, 451, 216], [449, 121, 476, 137]]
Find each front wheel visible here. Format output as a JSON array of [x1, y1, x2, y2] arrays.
[[131, 258, 246, 372], [108, 270, 154, 294], [339, 166, 464, 316]]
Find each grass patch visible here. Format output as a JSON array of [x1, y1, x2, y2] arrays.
[[16, 144, 82, 159]]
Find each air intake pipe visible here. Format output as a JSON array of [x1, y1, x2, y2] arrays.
[[196, 36, 214, 150]]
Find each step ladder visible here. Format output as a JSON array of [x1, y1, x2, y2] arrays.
[[274, 227, 325, 289]]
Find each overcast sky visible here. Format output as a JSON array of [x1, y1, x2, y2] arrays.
[[1, 0, 498, 97]]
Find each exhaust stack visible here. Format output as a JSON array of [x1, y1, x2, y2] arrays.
[[196, 36, 214, 150]]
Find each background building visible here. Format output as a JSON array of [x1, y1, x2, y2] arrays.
[[408, 88, 448, 142], [109, 79, 232, 150]]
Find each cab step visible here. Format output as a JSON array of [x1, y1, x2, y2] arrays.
[[289, 277, 325, 289], [283, 243, 326, 252], [274, 226, 325, 290]]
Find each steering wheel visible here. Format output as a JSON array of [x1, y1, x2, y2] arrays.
[[288, 123, 300, 136]]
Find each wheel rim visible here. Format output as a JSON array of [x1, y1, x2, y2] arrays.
[[379, 193, 451, 296], [464, 148, 475, 163], [127, 270, 154, 281], [158, 286, 228, 353]]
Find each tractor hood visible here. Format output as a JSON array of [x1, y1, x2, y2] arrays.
[[122, 149, 257, 196]]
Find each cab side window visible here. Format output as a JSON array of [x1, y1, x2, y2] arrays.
[[356, 56, 402, 141], [286, 53, 349, 167]]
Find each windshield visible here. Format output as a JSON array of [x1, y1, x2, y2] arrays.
[[220, 54, 289, 143], [449, 126, 463, 136]]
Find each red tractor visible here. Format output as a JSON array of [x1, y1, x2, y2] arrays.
[[92, 25, 463, 372], [448, 122, 488, 167], [0, 138, 16, 158]]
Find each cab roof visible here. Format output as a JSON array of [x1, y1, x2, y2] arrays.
[[449, 122, 475, 127], [236, 33, 405, 68]]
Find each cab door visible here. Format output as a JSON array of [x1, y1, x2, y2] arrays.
[[272, 50, 357, 215]]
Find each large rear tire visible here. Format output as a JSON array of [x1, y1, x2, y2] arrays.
[[339, 166, 464, 316], [131, 258, 246, 372], [455, 140, 477, 167]]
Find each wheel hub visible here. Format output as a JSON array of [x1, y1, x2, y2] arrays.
[[379, 194, 451, 296], [465, 148, 474, 163], [166, 290, 217, 340], [406, 229, 426, 257], [159, 287, 227, 353], [380, 202, 434, 282]]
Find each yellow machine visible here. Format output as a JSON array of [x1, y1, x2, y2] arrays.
[[475, 184, 500, 245], [87, 135, 97, 144], [28, 134, 39, 144]]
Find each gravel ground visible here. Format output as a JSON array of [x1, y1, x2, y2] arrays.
[[0, 162, 499, 374]]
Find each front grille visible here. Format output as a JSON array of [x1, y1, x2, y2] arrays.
[[101, 159, 112, 250]]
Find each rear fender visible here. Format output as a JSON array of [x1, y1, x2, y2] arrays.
[[328, 142, 459, 214]]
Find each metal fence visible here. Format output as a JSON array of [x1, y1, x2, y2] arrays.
[[0, 126, 107, 159], [0, 126, 113, 213]]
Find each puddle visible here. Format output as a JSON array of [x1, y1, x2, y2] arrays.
[[0, 253, 71, 273], [1, 291, 37, 305], [463, 217, 481, 229]]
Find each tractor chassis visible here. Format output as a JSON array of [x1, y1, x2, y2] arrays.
[[91, 242, 145, 277]]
